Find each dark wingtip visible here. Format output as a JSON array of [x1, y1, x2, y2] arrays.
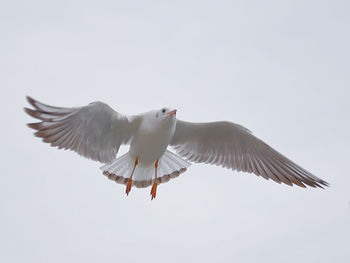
[[26, 96, 35, 106], [319, 180, 330, 189], [24, 107, 35, 116], [305, 179, 329, 189], [27, 122, 42, 130], [283, 177, 329, 190], [24, 107, 52, 121], [24, 107, 40, 119], [294, 181, 307, 188]]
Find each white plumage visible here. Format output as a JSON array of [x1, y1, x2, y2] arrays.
[[101, 150, 190, 188], [25, 96, 328, 199]]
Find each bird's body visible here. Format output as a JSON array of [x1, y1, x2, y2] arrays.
[[25, 96, 329, 199], [129, 110, 176, 165]]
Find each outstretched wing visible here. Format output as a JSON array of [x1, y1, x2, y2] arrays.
[[171, 120, 328, 188], [25, 96, 141, 163]]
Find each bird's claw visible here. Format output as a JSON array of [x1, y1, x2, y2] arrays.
[[150, 181, 157, 200]]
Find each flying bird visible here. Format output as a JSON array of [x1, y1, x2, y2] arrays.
[[25, 96, 328, 199]]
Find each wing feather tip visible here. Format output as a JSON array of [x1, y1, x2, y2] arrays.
[[316, 180, 329, 189], [292, 178, 329, 189], [27, 122, 42, 130], [24, 107, 34, 116], [24, 107, 46, 120], [26, 95, 35, 106], [34, 130, 48, 138], [320, 180, 330, 188]]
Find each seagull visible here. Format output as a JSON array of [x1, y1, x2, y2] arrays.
[[25, 96, 328, 199]]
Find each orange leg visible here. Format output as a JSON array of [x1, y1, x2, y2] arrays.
[[126, 157, 139, 195], [150, 160, 159, 200]]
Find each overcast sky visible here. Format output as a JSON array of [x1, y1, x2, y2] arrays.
[[1, 0, 350, 262]]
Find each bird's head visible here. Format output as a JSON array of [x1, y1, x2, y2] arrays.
[[156, 107, 177, 119], [142, 107, 177, 131]]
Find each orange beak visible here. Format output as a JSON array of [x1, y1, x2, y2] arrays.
[[168, 109, 177, 116]]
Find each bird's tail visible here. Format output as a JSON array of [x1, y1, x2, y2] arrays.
[[100, 150, 191, 188]]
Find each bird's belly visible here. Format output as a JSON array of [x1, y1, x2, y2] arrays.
[[129, 132, 171, 165]]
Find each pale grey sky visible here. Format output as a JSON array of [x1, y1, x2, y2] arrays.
[[1, 0, 350, 262]]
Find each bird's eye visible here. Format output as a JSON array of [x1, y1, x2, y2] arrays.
[[162, 108, 166, 113]]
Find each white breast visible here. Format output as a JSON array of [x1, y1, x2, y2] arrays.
[[129, 112, 176, 165]]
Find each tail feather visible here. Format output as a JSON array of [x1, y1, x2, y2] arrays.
[[100, 150, 191, 188]]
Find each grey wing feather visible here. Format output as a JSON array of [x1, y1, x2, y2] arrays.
[[171, 120, 329, 188], [25, 96, 141, 163]]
